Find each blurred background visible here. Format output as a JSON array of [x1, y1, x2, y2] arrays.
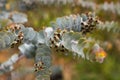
[[0, 0, 120, 80]]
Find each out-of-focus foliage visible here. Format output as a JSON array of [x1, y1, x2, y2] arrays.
[[0, 11, 28, 30], [97, 21, 120, 33]]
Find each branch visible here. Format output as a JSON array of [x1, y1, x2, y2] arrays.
[[51, 12, 99, 34], [35, 44, 52, 80], [0, 53, 24, 75], [97, 21, 120, 33], [0, 12, 108, 79]]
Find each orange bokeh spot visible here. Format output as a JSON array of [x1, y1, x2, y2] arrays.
[[95, 49, 107, 59]]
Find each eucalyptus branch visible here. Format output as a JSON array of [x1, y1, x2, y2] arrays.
[[0, 12, 109, 79]]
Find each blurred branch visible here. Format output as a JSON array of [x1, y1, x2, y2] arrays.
[[97, 21, 120, 33], [0, 11, 28, 24], [0, 53, 25, 75], [2, 0, 120, 16], [14, 0, 120, 17]]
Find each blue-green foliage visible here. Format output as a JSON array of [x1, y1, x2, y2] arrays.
[[51, 12, 98, 35], [97, 21, 120, 33], [35, 45, 52, 76], [0, 11, 28, 24], [0, 31, 15, 50]]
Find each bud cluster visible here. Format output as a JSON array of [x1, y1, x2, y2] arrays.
[[34, 61, 45, 72], [6, 24, 24, 48], [50, 28, 68, 53], [80, 13, 99, 34]]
